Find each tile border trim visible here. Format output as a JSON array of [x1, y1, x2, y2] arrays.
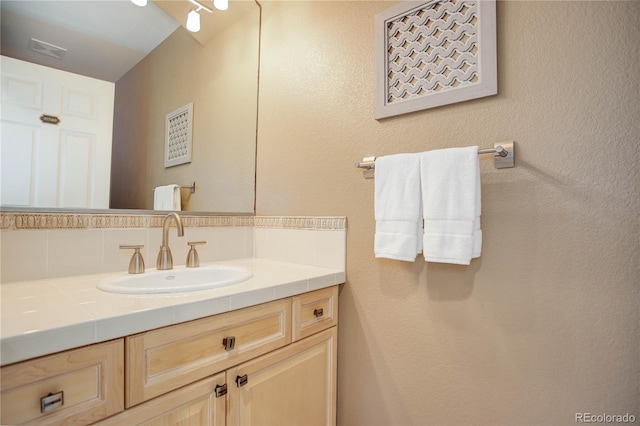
[[253, 216, 347, 230], [1, 213, 346, 231]]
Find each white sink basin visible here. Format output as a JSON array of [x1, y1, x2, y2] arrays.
[[97, 265, 253, 294]]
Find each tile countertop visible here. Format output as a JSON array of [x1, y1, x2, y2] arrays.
[[0, 258, 345, 366]]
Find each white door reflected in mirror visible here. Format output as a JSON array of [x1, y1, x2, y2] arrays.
[[1, 56, 114, 209]]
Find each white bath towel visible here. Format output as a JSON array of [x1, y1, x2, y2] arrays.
[[420, 146, 482, 265], [374, 153, 423, 261], [153, 184, 181, 211]]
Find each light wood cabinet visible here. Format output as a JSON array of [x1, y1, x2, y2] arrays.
[[123, 287, 339, 425], [108, 326, 337, 426], [1, 286, 339, 426], [0, 339, 124, 425]]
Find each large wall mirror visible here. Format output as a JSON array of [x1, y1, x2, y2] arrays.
[[0, 0, 260, 215]]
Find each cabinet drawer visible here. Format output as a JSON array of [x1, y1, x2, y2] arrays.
[[0, 339, 124, 426], [126, 298, 291, 407], [292, 286, 339, 341]]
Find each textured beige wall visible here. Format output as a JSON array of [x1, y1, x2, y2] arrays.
[[256, 1, 640, 424], [112, 10, 259, 213]]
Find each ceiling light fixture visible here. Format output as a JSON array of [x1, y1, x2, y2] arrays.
[[131, 0, 147, 7], [186, 0, 213, 33], [213, 0, 228, 11], [186, 10, 201, 32]]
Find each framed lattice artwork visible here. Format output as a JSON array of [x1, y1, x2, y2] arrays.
[[164, 102, 193, 167], [374, 0, 497, 119]]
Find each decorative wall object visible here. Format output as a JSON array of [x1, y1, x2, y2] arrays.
[[164, 102, 193, 167], [374, 0, 497, 119]]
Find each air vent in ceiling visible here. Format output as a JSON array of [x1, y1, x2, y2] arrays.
[[28, 38, 67, 60]]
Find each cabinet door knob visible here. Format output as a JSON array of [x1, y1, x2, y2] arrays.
[[223, 336, 236, 351], [214, 383, 228, 398], [41, 391, 64, 413], [236, 374, 248, 387], [313, 308, 324, 318]]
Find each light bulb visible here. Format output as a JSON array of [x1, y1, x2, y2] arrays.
[[213, 0, 228, 11], [131, 0, 147, 6], [186, 10, 201, 32]]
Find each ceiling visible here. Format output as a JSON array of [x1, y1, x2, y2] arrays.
[[0, 0, 255, 83]]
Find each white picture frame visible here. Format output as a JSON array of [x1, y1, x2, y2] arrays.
[[374, 0, 497, 119], [164, 102, 193, 168]]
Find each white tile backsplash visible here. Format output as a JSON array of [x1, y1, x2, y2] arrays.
[[0, 226, 230, 283], [1, 216, 345, 283], [254, 227, 346, 269], [216, 227, 252, 261], [315, 230, 346, 270], [47, 229, 103, 278], [0, 229, 48, 282]]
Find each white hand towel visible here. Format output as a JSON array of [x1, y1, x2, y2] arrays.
[[420, 146, 481, 265], [374, 153, 423, 261], [153, 184, 181, 211]]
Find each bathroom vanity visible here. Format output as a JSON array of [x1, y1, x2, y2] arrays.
[[0, 259, 343, 425]]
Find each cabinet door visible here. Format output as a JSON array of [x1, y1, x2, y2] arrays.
[[96, 373, 226, 426], [227, 327, 337, 426]]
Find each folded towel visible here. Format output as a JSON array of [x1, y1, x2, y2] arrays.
[[420, 146, 481, 265], [374, 153, 423, 261], [153, 184, 181, 211]]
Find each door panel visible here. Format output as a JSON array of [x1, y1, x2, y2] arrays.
[[59, 130, 95, 208], [1, 122, 36, 206]]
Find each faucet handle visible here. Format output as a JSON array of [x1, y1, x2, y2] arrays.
[[186, 241, 206, 268], [120, 244, 145, 274]]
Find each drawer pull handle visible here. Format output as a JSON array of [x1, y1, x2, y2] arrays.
[[313, 308, 324, 318], [214, 383, 228, 397], [223, 336, 236, 350], [41, 391, 64, 413], [236, 374, 248, 387]]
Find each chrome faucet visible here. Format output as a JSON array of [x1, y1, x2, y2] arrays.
[[156, 212, 184, 270]]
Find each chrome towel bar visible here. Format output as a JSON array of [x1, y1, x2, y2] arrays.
[[355, 141, 515, 178], [152, 182, 196, 194]]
